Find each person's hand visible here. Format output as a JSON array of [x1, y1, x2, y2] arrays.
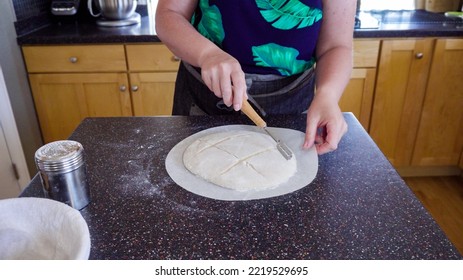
[[199, 50, 247, 111], [303, 96, 347, 155]]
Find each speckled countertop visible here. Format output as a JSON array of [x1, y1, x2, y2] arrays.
[[16, 10, 463, 45], [20, 113, 462, 260]]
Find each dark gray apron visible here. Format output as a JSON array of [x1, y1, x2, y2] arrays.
[[172, 61, 315, 116]]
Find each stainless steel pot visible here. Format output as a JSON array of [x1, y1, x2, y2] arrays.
[[88, 0, 138, 20]]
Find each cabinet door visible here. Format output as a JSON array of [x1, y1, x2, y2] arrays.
[[29, 73, 132, 143], [126, 44, 180, 72], [412, 39, 463, 166], [369, 39, 434, 167], [339, 68, 376, 130], [130, 72, 177, 116], [353, 40, 380, 68], [23, 45, 127, 73]]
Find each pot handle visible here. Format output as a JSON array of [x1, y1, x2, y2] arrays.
[[87, 0, 101, 17]]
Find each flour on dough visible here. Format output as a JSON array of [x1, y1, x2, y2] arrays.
[[183, 130, 297, 191]]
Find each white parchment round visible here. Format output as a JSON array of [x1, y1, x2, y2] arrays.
[[165, 125, 318, 201]]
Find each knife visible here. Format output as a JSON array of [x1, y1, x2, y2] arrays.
[[241, 99, 293, 160]]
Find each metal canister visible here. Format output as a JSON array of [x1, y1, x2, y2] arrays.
[[35, 140, 90, 210]]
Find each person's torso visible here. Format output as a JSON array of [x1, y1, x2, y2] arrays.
[[192, 0, 323, 76]]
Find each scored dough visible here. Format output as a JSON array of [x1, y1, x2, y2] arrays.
[[182, 130, 297, 191]]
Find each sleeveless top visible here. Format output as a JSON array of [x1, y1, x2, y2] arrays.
[[191, 0, 323, 76]]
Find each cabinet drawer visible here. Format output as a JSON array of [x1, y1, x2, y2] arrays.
[[126, 44, 180, 71], [353, 40, 380, 68], [22, 45, 127, 73]]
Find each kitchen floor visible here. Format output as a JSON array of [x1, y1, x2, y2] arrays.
[[405, 176, 463, 255]]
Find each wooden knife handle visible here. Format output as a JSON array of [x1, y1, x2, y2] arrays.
[[241, 99, 267, 128]]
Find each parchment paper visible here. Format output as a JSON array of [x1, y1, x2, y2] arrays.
[[165, 125, 318, 201]]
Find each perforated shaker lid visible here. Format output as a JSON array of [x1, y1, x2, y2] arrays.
[[35, 140, 84, 173]]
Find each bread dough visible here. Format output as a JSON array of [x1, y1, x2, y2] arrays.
[[166, 125, 318, 201], [183, 130, 297, 191]]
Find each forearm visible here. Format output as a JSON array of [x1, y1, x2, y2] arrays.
[[313, 0, 356, 103], [155, 6, 223, 68], [314, 45, 353, 102], [155, 1, 247, 109]]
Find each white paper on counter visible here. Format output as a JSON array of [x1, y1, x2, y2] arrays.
[[165, 125, 318, 201]]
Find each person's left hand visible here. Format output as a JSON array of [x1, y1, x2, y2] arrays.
[[303, 95, 348, 155]]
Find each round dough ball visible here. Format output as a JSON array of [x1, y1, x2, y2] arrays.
[[183, 130, 297, 191]]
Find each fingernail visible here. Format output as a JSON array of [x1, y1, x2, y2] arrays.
[[233, 104, 241, 111]]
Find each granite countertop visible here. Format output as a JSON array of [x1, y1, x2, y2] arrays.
[[16, 10, 463, 45], [20, 113, 462, 260]]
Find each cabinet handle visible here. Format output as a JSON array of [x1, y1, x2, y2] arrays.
[[69, 57, 78, 63], [131, 85, 139, 92], [415, 53, 424, 59], [119, 85, 127, 92], [172, 56, 181, 62]]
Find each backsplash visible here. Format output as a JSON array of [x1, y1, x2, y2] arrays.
[[13, 0, 52, 37], [13, 0, 49, 22]]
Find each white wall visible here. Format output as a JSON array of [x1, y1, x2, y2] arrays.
[[0, 0, 43, 176], [0, 65, 30, 195]]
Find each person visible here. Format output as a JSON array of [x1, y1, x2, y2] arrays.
[[155, 0, 356, 155]]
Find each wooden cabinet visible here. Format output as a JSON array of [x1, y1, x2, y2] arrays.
[[129, 72, 177, 116], [126, 44, 179, 116], [126, 44, 180, 72], [28, 73, 132, 143], [411, 39, 463, 167], [23, 45, 131, 143], [369, 39, 434, 167], [22, 45, 127, 73], [339, 39, 379, 130], [23, 44, 179, 143], [370, 38, 463, 175]]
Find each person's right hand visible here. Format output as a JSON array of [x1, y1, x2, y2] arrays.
[[199, 50, 247, 111]]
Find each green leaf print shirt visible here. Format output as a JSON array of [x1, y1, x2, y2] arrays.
[[192, 0, 323, 76]]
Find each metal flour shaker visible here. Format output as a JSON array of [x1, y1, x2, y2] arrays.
[[35, 140, 90, 210]]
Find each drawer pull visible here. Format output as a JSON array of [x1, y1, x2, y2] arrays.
[[415, 53, 424, 59], [69, 57, 78, 63], [131, 85, 139, 92], [119, 85, 127, 92]]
